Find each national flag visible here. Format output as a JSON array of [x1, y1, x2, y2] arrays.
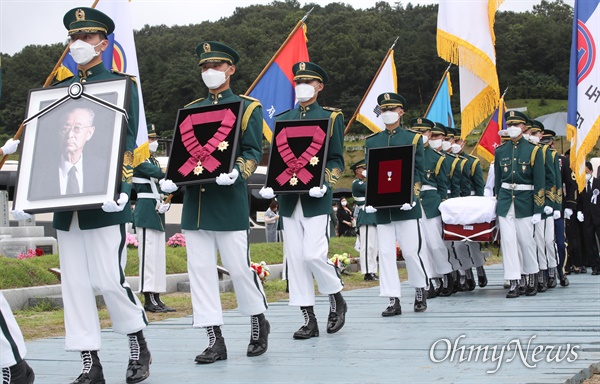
[[246, 22, 309, 142], [425, 70, 455, 129], [61, 0, 148, 147], [346, 41, 398, 134], [567, 0, 600, 190], [476, 98, 507, 162], [437, 0, 501, 139]]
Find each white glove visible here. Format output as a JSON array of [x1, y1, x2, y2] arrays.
[[11, 209, 33, 221], [564, 208, 573, 220], [102, 193, 128, 213], [159, 179, 178, 193], [544, 206, 553, 215], [1, 139, 20, 155], [361, 170, 367, 178], [400, 201, 416, 211], [577, 211, 584, 222], [259, 186, 275, 199], [364, 205, 377, 213], [157, 203, 170, 214], [553, 210, 561, 220], [308, 186, 327, 198], [215, 168, 239, 186], [531, 213, 542, 224]]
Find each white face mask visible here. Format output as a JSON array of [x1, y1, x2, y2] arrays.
[[202, 67, 230, 90], [381, 111, 399, 125], [442, 141, 452, 152], [148, 140, 159, 153], [429, 139, 442, 150], [69, 39, 104, 65], [422, 135, 429, 144], [586, 173, 592, 181], [451, 143, 462, 154], [507, 127, 522, 138], [295, 83, 316, 102], [522, 133, 531, 141], [529, 135, 540, 144], [341, 201, 347, 206]]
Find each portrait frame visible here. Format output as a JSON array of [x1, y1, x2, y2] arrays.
[[13, 78, 131, 214], [365, 144, 415, 208], [165, 101, 243, 186], [265, 118, 331, 194]]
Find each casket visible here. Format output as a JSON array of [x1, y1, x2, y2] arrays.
[[443, 221, 499, 242]]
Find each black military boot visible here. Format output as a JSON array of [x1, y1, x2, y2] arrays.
[[326, 291, 347, 334], [126, 330, 151, 383], [452, 271, 461, 293], [381, 297, 402, 316], [293, 306, 319, 339], [518, 275, 527, 296], [465, 268, 476, 291], [547, 268, 557, 288], [247, 314, 270, 357], [439, 273, 454, 297], [476, 266, 488, 287], [506, 280, 519, 298], [143, 292, 165, 313], [525, 273, 538, 296], [537, 270, 548, 292], [414, 288, 427, 312], [71, 351, 105, 384], [195, 326, 227, 363], [155, 293, 176, 312], [2, 360, 35, 384]]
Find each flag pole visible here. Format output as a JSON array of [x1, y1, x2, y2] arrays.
[[245, 7, 313, 96], [470, 87, 508, 155], [0, 0, 100, 170], [344, 37, 398, 135], [424, 62, 452, 117]]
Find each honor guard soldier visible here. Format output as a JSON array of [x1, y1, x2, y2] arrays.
[[364, 93, 429, 315], [494, 111, 545, 298], [133, 124, 176, 312], [260, 61, 347, 339], [412, 119, 454, 296], [11, 8, 158, 383], [179, 42, 269, 363], [350, 159, 379, 281]]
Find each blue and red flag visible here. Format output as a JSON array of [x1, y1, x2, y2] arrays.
[[246, 24, 309, 142], [476, 97, 507, 163], [567, 0, 600, 190]]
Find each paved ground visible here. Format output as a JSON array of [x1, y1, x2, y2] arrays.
[[23, 264, 600, 383]]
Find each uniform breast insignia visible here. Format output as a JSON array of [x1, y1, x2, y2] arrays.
[[504, 167, 508, 173], [522, 165, 527, 173]]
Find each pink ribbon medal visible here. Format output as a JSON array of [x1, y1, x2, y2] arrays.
[[275, 125, 325, 186]]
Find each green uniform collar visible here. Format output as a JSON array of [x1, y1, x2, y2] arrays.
[[77, 62, 108, 80], [299, 100, 319, 113], [385, 127, 399, 136], [207, 88, 233, 104]]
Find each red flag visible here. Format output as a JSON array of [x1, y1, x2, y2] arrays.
[[477, 98, 506, 162]]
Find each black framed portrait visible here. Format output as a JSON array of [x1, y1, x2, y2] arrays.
[[265, 118, 331, 194], [13, 78, 131, 214], [365, 144, 415, 208], [165, 101, 243, 186]]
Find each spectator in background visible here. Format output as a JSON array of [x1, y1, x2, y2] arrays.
[[264, 201, 280, 243], [336, 197, 354, 237], [577, 161, 600, 275]]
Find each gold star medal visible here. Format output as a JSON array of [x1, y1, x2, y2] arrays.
[[309, 156, 319, 166], [290, 174, 299, 186], [193, 160, 204, 175], [218, 141, 229, 152]]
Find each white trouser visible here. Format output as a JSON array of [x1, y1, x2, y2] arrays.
[[534, 221, 548, 270], [185, 230, 267, 327], [421, 215, 454, 275], [498, 203, 539, 280], [0, 293, 26, 368], [282, 200, 344, 307], [57, 215, 147, 351], [359, 224, 378, 274], [377, 219, 428, 298], [138, 228, 167, 293], [544, 217, 558, 268]]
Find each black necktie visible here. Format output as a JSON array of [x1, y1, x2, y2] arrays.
[[588, 180, 592, 194], [66, 166, 80, 194]]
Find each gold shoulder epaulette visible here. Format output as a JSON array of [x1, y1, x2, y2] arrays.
[[433, 149, 444, 157], [184, 98, 205, 108], [239, 94, 260, 103], [111, 70, 137, 83], [323, 106, 342, 112]]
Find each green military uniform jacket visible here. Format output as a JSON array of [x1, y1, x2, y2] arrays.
[[462, 153, 484, 196], [541, 145, 559, 213], [494, 137, 545, 218], [420, 145, 448, 219], [181, 89, 262, 231], [277, 101, 345, 218], [444, 152, 462, 198], [133, 156, 166, 232], [351, 177, 377, 226], [458, 155, 472, 196], [53, 63, 138, 231], [550, 149, 562, 211], [364, 127, 424, 224]]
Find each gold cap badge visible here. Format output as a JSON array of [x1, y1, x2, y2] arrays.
[[75, 9, 86, 21], [203, 43, 211, 53], [299, 62, 306, 70], [384, 93, 390, 100], [417, 118, 422, 124], [510, 111, 515, 117]]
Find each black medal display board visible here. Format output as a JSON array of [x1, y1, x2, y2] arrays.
[[365, 145, 415, 208], [165, 101, 242, 186], [265, 118, 331, 194]]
